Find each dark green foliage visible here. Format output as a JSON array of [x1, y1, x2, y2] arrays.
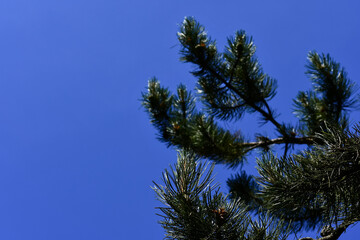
[[258, 124, 360, 230], [153, 150, 290, 240], [247, 213, 291, 240], [153, 150, 249, 240], [142, 78, 249, 166], [227, 171, 262, 213], [178, 18, 277, 123], [143, 17, 359, 240], [294, 52, 356, 135]]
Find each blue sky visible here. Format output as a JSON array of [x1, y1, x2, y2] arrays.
[[0, 0, 359, 239]]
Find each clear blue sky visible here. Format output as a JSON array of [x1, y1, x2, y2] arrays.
[[0, 0, 359, 239]]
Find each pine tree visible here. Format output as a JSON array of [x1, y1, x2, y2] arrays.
[[142, 17, 359, 240]]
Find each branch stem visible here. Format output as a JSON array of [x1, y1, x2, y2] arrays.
[[298, 218, 359, 240], [240, 136, 314, 152]]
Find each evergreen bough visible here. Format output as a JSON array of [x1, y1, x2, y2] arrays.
[[142, 17, 359, 240]]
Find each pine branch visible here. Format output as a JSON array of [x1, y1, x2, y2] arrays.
[[298, 218, 359, 240], [258, 124, 360, 233], [200, 55, 282, 131], [154, 150, 293, 240], [240, 136, 314, 151], [178, 17, 282, 130], [153, 150, 250, 240]]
